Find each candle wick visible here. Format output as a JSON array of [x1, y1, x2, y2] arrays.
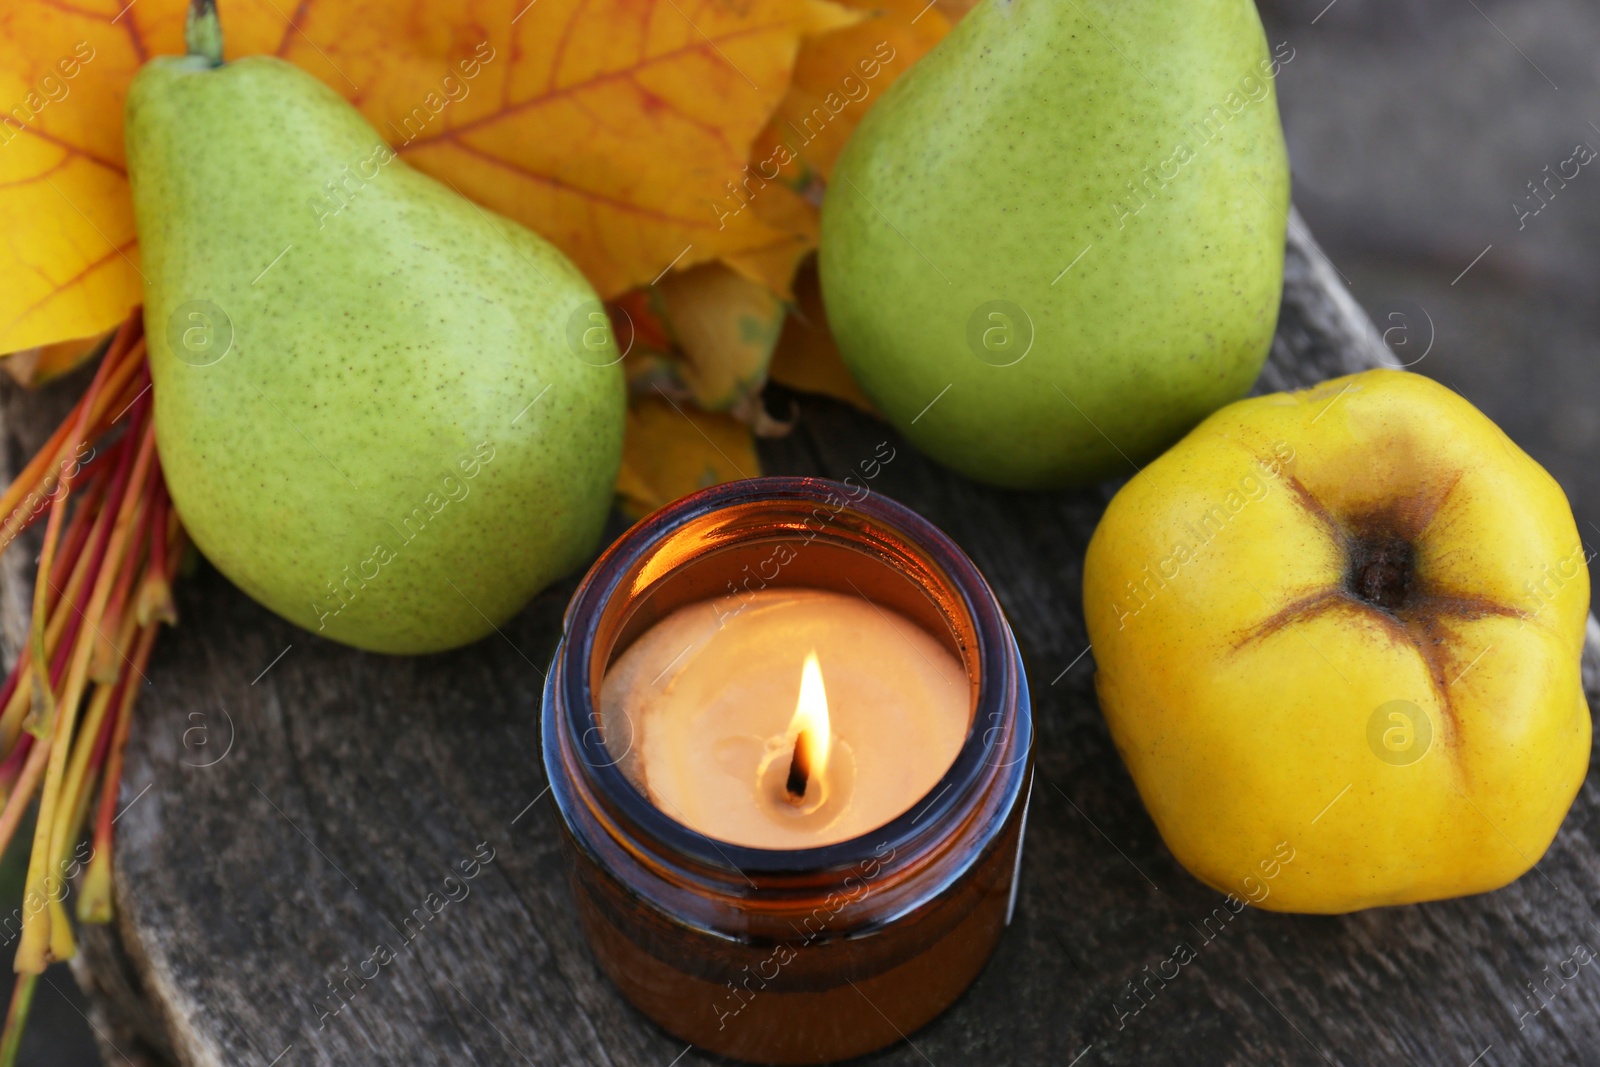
[[785, 730, 811, 801]]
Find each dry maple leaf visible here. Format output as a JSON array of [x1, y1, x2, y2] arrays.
[[616, 392, 759, 517], [0, 13, 145, 355], [1, 330, 112, 387], [767, 255, 874, 411], [0, 0, 858, 353], [749, 0, 951, 187], [607, 0, 951, 497]]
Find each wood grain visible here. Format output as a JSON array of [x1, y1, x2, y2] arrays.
[[6, 217, 1593, 1067]]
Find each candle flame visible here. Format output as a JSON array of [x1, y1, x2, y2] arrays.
[[787, 650, 830, 783]]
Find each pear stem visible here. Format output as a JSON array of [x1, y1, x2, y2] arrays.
[[186, 0, 224, 66]]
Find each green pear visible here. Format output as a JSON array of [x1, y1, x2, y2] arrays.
[[126, 20, 624, 654], [819, 0, 1290, 489]]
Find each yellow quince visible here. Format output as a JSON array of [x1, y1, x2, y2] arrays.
[[1084, 369, 1590, 912]]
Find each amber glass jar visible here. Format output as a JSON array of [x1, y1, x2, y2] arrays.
[[543, 477, 1033, 1064]]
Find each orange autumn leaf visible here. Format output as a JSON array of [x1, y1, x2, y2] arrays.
[[935, 0, 981, 21], [0, 17, 145, 355], [374, 0, 861, 296], [768, 255, 874, 412], [616, 393, 760, 518], [656, 261, 787, 412], [1, 326, 113, 387], [612, 0, 959, 507], [716, 177, 819, 299], [622, 0, 947, 470], [0, 0, 861, 354], [743, 0, 951, 193], [643, 2, 953, 409]]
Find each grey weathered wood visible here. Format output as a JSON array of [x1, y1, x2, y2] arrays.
[[5, 216, 1595, 1066]]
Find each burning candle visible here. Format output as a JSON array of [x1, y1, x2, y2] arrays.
[[599, 589, 970, 849], [544, 477, 1033, 1066]]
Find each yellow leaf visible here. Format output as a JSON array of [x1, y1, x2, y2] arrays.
[[935, 0, 981, 20], [652, 0, 955, 430], [713, 0, 952, 416], [656, 262, 786, 411], [616, 394, 759, 518], [716, 176, 818, 298], [767, 256, 875, 411], [0, 13, 150, 353], [800, 0, 869, 37], [1, 327, 111, 386], [748, 0, 952, 187], [383, 0, 858, 298], [0, 0, 858, 352]]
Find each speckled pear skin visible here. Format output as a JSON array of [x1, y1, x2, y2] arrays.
[[126, 55, 624, 654], [819, 0, 1290, 490]]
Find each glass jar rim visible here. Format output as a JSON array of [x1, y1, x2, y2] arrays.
[[552, 475, 1026, 878]]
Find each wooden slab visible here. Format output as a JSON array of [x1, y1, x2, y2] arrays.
[[8, 217, 1594, 1066]]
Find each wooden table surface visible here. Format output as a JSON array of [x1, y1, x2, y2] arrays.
[[12, 217, 1598, 1066]]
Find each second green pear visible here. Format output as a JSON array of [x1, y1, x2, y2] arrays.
[[820, 0, 1290, 489], [127, 52, 624, 654]]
